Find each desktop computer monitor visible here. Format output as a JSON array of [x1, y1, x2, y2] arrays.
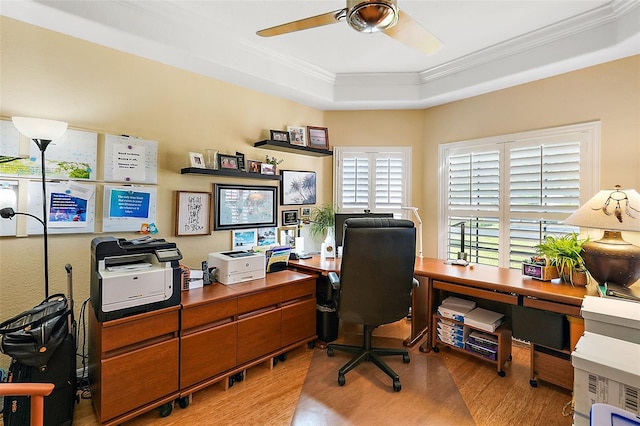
[[334, 212, 394, 247]]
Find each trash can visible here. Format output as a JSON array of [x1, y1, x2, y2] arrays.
[[316, 303, 339, 343]]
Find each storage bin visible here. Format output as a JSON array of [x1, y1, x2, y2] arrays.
[[511, 305, 568, 350], [581, 296, 640, 344]]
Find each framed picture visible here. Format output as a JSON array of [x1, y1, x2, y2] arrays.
[[282, 209, 298, 226], [235, 152, 246, 171], [279, 226, 297, 248], [175, 191, 212, 236], [270, 130, 290, 142], [257, 226, 277, 246], [189, 152, 206, 168], [307, 126, 329, 150], [261, 163, 275, 175], [247, 160, 262, 173], [214, 184, 277, 230], [280, 170, 317, 205], [218, 154, 239, 170], [232, 228, 257, 250], [301, 207, 312, 219], [287, 126, 306, 147]]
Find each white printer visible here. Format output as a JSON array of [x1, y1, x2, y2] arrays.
[[208, 250, 265, 284]]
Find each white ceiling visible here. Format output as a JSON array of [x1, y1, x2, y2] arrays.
[[2, 1, 639, 110]]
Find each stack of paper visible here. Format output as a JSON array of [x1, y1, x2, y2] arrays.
[[437, 296, 476, 322], [464, 308, 504, 332]]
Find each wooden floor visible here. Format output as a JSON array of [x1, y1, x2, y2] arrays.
[[73, 320, 574, 426]]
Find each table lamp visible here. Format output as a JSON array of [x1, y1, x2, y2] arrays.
[[564, 185, 640, 288], [9, 117, 68, 297]]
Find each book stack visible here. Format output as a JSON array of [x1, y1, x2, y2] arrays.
[[464, 307, 504, 332], [436, 297, 476, 348], [466, 330, 499, 361]]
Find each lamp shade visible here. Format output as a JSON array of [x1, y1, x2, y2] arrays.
[[12, 117, 68, 141], [564, 187, 640, 232]]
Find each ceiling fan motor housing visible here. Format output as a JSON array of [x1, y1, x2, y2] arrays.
[[347, 0, 399, 33]]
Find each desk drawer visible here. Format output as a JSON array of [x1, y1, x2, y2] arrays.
[[281, 280, 315, 302], [433, 280, 518, 305], [237, 288, 281, 314], [181, 298, 237, 332], [101, 310, 179, 353]]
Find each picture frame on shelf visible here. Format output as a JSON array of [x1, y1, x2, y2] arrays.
[[247, 160, 262, 173], [232, 228, 258, 250], [218, 154, 239, 170], [175, 190, 212, 236], [214, 184, 277, 231], [287, 126, 306, 147], [257, 227, 278, 246], [270, 130, 290, 142], [280, 170, 317, 205], [189, 152, 206, 168], [307, 126, 329, 150], [235, 152, 246, 171], [261, 163, 276, 175], [282, 209, 298, 226]]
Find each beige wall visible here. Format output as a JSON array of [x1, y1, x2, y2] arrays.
[[1, 16, 639, 354]]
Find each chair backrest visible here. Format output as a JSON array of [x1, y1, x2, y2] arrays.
[[337, 218, 416, 326]]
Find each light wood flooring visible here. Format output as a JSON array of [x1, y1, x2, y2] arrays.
[[73, 320, 573, 426]]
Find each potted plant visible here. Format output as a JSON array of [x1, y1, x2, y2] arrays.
[[535, 233, 590, 286], [309, 204, 335, 240]]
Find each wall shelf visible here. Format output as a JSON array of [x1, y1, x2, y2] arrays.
[[254, 140, 332, 157], [180, 167, 282, 181]]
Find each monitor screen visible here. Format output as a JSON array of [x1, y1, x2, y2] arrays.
[[334, 212, 394, 247]]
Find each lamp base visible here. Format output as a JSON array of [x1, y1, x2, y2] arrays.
[[582, 231, 640, 288]]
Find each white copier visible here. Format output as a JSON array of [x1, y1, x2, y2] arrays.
[[208, 250, 265, 284]]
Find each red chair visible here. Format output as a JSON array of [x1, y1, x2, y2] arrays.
[[0, 383, 55, 426]]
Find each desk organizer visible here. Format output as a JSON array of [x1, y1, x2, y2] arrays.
[[522, 263, 559, 281]]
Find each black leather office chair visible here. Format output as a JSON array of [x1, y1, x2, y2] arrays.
[[326, 217, 417, 392]]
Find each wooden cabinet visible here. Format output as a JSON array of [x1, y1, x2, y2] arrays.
[[179, 271, 317, 398], [530, 344, 573, 390], [88, 305, 180, 426]]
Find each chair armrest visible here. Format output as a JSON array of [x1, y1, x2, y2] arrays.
[[412, 278, 419, 288], [328, 272, 341, 290]]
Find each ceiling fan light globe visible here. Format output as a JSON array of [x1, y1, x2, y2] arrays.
[[347, 1, 398, 33]]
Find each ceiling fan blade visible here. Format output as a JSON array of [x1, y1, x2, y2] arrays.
[[383, 10, 442, 55], [257, 8, 347, 37]]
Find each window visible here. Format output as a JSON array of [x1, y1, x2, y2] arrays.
[[334, 146, 411, 217], [439, 122, 600, 268]]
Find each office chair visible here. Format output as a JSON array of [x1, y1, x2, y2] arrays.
[[326, 218, 417, 392]]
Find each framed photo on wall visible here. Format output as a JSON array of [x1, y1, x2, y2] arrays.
[[282, 209, 298, 226], [175, 190, 212, 236], [280, 170, 317, 205], [214, 184, 277, 230], [306, 126, 329, 150], [287, 126, 306, 147]]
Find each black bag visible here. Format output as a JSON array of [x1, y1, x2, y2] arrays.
[[0, 294, 69, 368]]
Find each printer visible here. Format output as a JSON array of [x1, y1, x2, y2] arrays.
[[91, 236, 182, 322], [208, 250, 265, 284]]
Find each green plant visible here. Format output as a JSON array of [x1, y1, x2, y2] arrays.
[[265, 155, 283, 167], [535, 232, 589, 285], [309, 204, 335, 238]]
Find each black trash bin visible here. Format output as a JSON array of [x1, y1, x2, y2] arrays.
[[316, 303, 339, 343]]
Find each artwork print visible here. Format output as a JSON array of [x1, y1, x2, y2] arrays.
[[280, 170, 316, 205]]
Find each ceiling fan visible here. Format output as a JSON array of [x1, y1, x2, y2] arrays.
[[256, 0, 442, 56]]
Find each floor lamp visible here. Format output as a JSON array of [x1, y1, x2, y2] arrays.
[[401, 207, 423, 258], [10, 117, 68, 297]]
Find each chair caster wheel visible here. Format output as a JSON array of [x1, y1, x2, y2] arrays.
[[497, 370, 506, 377], [177, 396, 190, 409], [530, 379, 538, 387], [402, 354, 410, 364], [307, 341, 315, 349], [338, 373, 346, 386], [432, 346, 440, 353], [327, 347, 335, 357], [393, 379, 402, 392], [159, 402, 173, 417]]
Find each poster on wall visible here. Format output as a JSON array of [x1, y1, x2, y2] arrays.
[[27, 181, 96, 234], [0, 127, 98, 180], [103, 135, 158, 184], [102, 185, 157, 232], [0, 180, 19, 236]]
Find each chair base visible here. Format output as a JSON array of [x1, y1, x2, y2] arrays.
[[326, 325, 410, 391]]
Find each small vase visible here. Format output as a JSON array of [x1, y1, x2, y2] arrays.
[[322, 227, 336, 259]]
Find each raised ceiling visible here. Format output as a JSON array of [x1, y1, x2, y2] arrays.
[[2, 1, 639, 110]]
